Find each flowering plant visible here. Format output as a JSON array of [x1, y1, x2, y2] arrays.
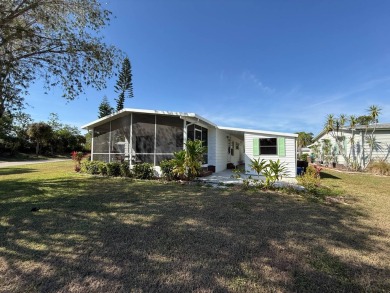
[[71, 151, 84, 172], [313, 164, 322, 178]]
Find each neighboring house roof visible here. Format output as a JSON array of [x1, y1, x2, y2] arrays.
[[313, 123, 390, 142], [81, 108, 297, 138]]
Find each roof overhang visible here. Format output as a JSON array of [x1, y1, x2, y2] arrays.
[[81, 108, 217, 130], [313, 123, 390, 142], [217, 126, 298, 138]]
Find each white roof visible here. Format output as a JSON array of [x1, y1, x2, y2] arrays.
[[81, 108, 217, 129], [218, 126, 298, 138], [81, 108, 297, 138]]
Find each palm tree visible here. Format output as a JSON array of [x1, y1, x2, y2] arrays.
[[364, 105, 382, 169], [339, 114, 347, 126], [348, 115, 358, 162], [296, 131, 313, 157], [368, 105, 381, 123], [324, 114, 335, 133]]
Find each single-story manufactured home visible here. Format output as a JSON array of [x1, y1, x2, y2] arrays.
[[312, 123, 390, 167], [82, 108, 298, 177]]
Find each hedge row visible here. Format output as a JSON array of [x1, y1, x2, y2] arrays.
[[80, 161, 154, 179]]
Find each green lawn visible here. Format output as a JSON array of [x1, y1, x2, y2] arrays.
[[0, 161, 389, 292]]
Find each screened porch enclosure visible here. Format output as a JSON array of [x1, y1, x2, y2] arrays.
[[92, 113, 188, 166]]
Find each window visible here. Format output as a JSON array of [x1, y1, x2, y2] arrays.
[[253, 137, 285, 157], [186, 123, 208, 163], [259, 138, 277, 155]]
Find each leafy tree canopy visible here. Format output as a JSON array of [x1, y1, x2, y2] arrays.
[[27, 122, 53, 155], [296, 132, 313, 148], [0, 0, 123, 118]]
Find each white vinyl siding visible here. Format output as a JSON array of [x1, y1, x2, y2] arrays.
[[215, 129, 229, 172], [207, 127, 217, 168], [245, 133, 296, 177], [314, 129, 390, 166]]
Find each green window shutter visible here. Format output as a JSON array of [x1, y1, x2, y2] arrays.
[[253, 138, 260, 156], [277, 137, 286, 157]]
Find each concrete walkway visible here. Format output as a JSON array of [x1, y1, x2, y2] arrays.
[[0, 159, 69, 168], [196, 169, 298, 185]]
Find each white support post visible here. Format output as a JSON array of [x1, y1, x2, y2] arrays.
[[129, 113, 133, 166], [91, 129, 94, 161], [183, 119, 187, 150], [154, 115, 157, 166], [109, 121, 111, 162]]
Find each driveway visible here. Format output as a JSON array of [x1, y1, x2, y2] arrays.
[[0, 159, 69, 168]]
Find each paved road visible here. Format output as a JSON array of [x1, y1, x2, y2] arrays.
[[0, 159, 69, 168]]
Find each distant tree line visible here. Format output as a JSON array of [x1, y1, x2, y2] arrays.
[[0, 112, 88, 156]]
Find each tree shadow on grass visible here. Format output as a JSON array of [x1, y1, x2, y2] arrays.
[[0, 178, 389, 292], [0, 168, 38, 176], [320, 171, 341, 179]]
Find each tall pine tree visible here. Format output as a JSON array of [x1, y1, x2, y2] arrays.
[[115, 57, 133, 111], [98, 96, 114, 118]]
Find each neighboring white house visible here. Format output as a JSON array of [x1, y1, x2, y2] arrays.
[[312, 123, 390, 167], [82, 108, 298, 177]]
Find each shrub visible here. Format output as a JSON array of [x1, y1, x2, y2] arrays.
[[249, 158, 268, 180], [262, 159, 288, 187], [172, 150, 186, 180], [71, 151, 84, 172], [98, 162, 108, 176], [367, 160, 390, 176], [171, 140, 207, 181], [160, 159, 177, 180], [184, 140, 207, 180], [297, 165, 321, 190], [133, 163, 154, 179], [81, 161, 101, 175], [119, 161, 132, 177], [106, 162, 121, 177]]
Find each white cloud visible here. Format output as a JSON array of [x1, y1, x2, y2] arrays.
[[241, 71, 275, 94]]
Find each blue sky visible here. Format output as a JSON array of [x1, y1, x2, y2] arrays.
[[26, 0, 390, 134]]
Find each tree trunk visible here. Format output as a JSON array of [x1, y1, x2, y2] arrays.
[[36, 141, 40, 156], [0, 96, 4, 119]]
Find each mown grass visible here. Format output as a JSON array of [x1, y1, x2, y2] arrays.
[[0, 161, 389, 292]]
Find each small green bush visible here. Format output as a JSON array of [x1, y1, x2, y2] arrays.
[[119, 161, 132, 177], [81, 161, 101, 175], [160, 159, 177, 180], [262, 159, 288, 187], [106, 162, 121, 177], [133, 163, 154, 179], [367, 160, 390, 176], [98, 162, 108, 176], [297, 165, 321, 190]]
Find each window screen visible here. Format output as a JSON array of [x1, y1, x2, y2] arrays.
[[111, 116, 130, 154], [156, 115, 183, 153], [93, 123, 110, 153], [132, 114, 155, 154], [260, 138, 277, 155]]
